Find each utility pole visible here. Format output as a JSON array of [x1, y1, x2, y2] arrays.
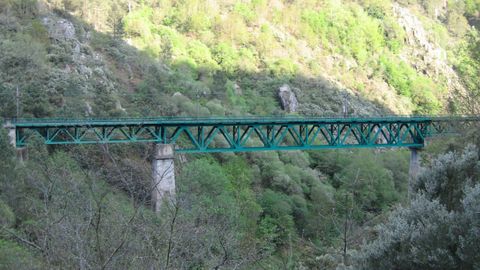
[[16, 85, 19, 119], [196, 89, 200, 117], [342, 93, 349, 118]]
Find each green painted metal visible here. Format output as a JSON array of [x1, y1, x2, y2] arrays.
[[8, 115, 480, 152]]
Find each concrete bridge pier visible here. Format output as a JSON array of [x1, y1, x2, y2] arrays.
[[3, 120, 16, 146], [408, 147, 421, 200], [152, 144, 176, 212], [3, 121, 24, 161]]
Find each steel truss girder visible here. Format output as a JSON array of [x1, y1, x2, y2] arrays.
[[12, 117, 445, 152]]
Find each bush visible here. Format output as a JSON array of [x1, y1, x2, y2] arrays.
[[212, 42, 239, 74], [0, 200, 14, 227], [358, 145, 480, 269], [465, 0, 480, 16], [0, 239, 40, 269], [380, 56, 415, 97], [123, 6, 155, 39], [187, 40, 218, 70], [268, 58, 298, 77], [301, 4, 385, 64], [410, 77, 442, 114], [234, 2, 256, 24], [259, 189, 295, 246]]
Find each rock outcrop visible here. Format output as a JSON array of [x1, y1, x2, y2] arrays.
[[233, 82, 242, 95], [42, 17, 76, 41], [278, 84, 298, 113], [39, 14, 123, 116], [393, 3, 467, 102]]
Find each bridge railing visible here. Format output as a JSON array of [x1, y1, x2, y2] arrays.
[[7, 114, 480, 126]]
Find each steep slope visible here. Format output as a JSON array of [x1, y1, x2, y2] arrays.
[[3, 0, 479, 119], [1, 0, 480, 269]]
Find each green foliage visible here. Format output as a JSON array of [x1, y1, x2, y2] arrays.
[[1, 0, 479, 268], [457, 183, 480, 267], [382, 16, 406, 53], [379, 56, 415, 97], [28, 19, 49, 44], [178, 156, 261, 227], [234, 2, 256, 24], [455, 30, 480, 112], [0, 35, 46, 82], [0, 239, 40, 269], [184, 12, 211, 33], [0, 200, 15, 228], [446, 8, 469, 37], [301, 4, 385, 65], [358, 195, 457, 269], [212, 42, 239, 74], [123, 6, 154, 39], [259, 189, 295, 246], [465, 0, 480, 16], [359, 145, 480, 269], [419, 0, 446, 18], [225, 80, 246, 109], [268, 58, 298, 78], [333, 150, 398, 220], [176, 157, 263, 267], [186, 40, 218, 70], [410, 76, 442, 114], [5, 0, 38, 19], [414, 144, 480, 210], [379, 55, 442, 113]]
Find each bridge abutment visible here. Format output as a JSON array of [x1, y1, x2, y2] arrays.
[[408, 147, 421, 199], [152, 144, 176, 212]]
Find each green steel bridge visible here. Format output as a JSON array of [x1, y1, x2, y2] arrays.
[[6, 115, 479, 153]]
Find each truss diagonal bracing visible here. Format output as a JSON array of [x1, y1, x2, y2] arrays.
[[9, 116, 479, 152]]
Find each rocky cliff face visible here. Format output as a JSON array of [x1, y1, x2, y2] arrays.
[[39, 14, 122, 116], [393, 3, 467, 102]]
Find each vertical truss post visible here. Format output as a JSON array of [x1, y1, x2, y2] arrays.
[[152, 144, 175, 212]]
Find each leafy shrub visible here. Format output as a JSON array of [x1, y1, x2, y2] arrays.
[[410, 76, 442, 114], [301, 4, 385, 65], [268, 58, 298, 77], [123, 6, 155, 39], [187, 40, 218, 70], [465, 0, 480, 16], [212, 42, 239, 74], [379, 56, 415, 97], [0, 200, 14, 227], [183, 12, 211, 32], [358, 145, 480, 269], [0, 239, 40, 269], [234, 2, 256, 24], [259, 189, 295, 246]]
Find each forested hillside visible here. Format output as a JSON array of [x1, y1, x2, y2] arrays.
[[1, 0, 480, 269]]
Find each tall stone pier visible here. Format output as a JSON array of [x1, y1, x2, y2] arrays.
[[408, 147, 421, 199], [3, 121, 25, 160], [3, 120, 16, 146], [152, 144, 175, 212]]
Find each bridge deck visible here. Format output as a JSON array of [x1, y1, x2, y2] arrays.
[[6, 115, 478, 152]]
